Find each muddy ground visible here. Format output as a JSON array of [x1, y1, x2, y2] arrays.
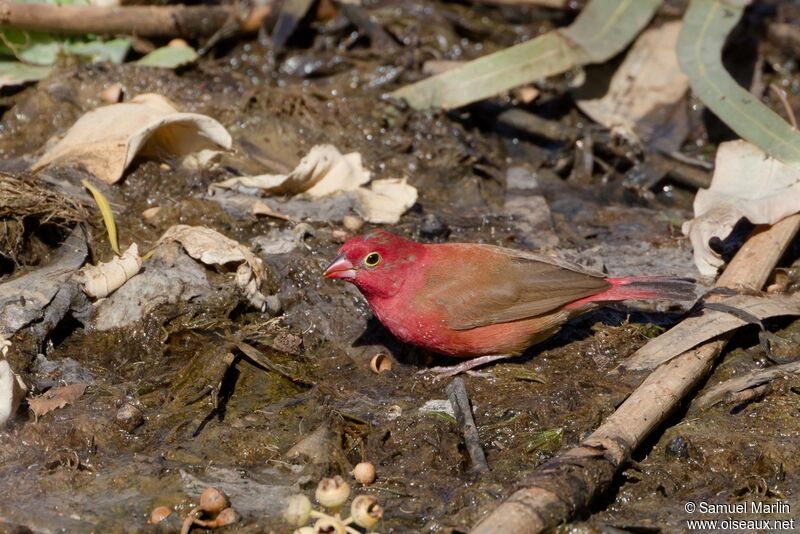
[[1, 1, 799, 533]]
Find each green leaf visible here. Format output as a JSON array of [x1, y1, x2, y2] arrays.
[[64, 38, 130, 64], [136, 46, 198, 69], [81, 179, 120, 255], [390, 0, 661, 110], [0, 29, 60, 65], [0, 61, 51, 88], [678, 0, 800, 163], [524, 427, 564, 455]]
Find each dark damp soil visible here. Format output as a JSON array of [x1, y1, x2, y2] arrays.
[[1, 1, 799, 533]]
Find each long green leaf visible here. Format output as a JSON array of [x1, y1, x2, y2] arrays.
[[390, 0, 660, 110], [0, 61, 51, 88], [81, 179, 120, 255], [678, 0, 800, 163], [137, 45, 198, 69]]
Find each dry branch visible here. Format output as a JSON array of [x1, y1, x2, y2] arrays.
[[471, 214, 800, 534], [0, 2, 260, 38], [447, 377, 489, 473], [695, 359, 800, 410]]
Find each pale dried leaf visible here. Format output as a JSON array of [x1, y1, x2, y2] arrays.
[[622, 293, 800, 371], [32, 93, 232, 184], [28, 383, 86, 422], [81, 243, 143, 299], [211, 144, 417, 224], [682, 140, 800, 276], [211, 145, 370, 197], [0, 359, 27, 427], [356, 178, 418, 224], [157, 225, 268, 311], [576, 22, 688, 145]]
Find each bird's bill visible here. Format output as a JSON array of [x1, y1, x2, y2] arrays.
[[324, 254, 357, 280]]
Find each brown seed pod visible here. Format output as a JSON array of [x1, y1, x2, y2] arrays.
[[369, 353, 393, 374], [284, 494, 312, 527], [148, 505, 173, 524], [199, 487, 230, 515], [350, 495, 383, 529], [210, 507, 240, 527], [315, 476, 350, 510], [352, 462, 376, 485], [313, 516, 346, 534]]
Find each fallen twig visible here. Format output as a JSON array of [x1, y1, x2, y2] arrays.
[[471, 214, 800, 533], [497, 109, 578, 143], [0, 2, 270, 38], [695, 359, 800, 410], [447, 377, 489, 473]]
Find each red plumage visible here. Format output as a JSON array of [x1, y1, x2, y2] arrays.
[[324, 230, 695, 359]]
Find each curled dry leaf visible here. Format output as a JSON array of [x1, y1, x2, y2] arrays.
[[157, 225, 269, 310], [682, 140, 800, 276], [210, 144, 417, 224], [212, 144, 370, 197], [0, 358, 27, 427], [81, 243, 143, 298], [575, 21, 688, 149], [28, 383, 86, 422], [32, 93, 232, 184], [356, 178, 418, 225]]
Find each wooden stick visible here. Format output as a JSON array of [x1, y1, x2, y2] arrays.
[[0, 2, 247, 38], [695, 359, 800, 410], [472, 214, 800, 534], [447, 377, 489, 473]]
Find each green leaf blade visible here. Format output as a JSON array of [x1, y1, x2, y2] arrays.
[[678, 0, 800, 163], [390, 0, 661, 110]]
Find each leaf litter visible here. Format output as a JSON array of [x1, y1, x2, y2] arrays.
[[27, 383, 87, 422], [2, 0, 800, 532]]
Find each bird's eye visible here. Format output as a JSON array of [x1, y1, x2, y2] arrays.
[[364, 252, 381, 267]]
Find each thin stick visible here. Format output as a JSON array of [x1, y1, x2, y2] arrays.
[[472, 214, 800, 534], [695, 359, 800, 410], [0, 2, 262, 38], [447, 377, 489, 473]]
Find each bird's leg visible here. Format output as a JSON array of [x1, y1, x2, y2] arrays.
[[420, 354, 516, 382]]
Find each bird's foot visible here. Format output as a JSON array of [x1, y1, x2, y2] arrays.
[[419, 354, 515, 382]]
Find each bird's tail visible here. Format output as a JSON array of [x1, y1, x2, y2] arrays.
[[602, 276, 697, 302]]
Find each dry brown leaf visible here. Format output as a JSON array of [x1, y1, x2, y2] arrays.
[[211, 144, 417, 224], [81, 243, 143, 298], [576, 21, 688, 146], [621, 293, 800, 371], [28, 383, 86, 422], [683, 140, 800, 276], [32, 93, 232, 184], [356, 178, 418, 224], [212, 144, 369, 197], [157, 225, 268, 310]]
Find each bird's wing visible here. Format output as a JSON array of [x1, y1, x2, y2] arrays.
[[422, 244, 611, 331]]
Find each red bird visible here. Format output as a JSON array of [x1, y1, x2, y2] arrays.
[[324, 230, 695, 377]]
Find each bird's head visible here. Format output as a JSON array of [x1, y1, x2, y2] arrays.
[[324, 230, 424, 299]]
